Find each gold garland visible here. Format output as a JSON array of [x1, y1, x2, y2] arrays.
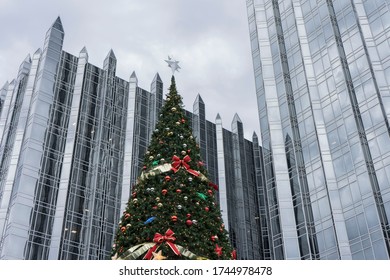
[[113, 242, 204, 260], [138, 163, 210, 184]]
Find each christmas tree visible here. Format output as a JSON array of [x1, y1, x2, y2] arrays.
[[111, 72, 234, 260]]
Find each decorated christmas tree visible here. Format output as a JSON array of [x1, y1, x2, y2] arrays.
[[111, 59, 234, 260]]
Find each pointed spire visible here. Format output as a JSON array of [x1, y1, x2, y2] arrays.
[[80, 46, 88, 54], [252, 131, 258, 139], [152, 72, 162, 83], [215, 113, 223, 125], [18, 54, 32, 75], [232, 113, 242, 123], [34, 48, 42, 56], [79, 46, 89, 60], [32, 48, 42, 61], [106, 49, 116, 60], [194, 93, 204, 104], [130, 71, 138, 84], [1, 81, 9, 91], [23, 54, 32, 64], [51, 16, 64, 32]]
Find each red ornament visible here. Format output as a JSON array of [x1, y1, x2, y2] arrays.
[[208, 182, 219, 191], [124, 213, 131, 219], [120, 226, 126, 233], [186, 220, 193, 226], [211, 235, 218, 242], [181, 118, 186, 123], [162, 189, 168, 195], [143, 165, 147, 170], [215, 245, 223, 257], [176, 189, 182, 194], [186, 213, 191, 218], [132, 192, 137, 198], [171, 216, 178, 222], [207, 190, 213, 195], [152, 206, 158, 210], [205, 207, 210, 212], [165, 175, 171, 182], [231, 249, 237, 260]]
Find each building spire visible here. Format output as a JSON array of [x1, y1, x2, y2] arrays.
[[130, 71, 138, 84], [51, 16, 64, 32], [232, 113, 242, 123]]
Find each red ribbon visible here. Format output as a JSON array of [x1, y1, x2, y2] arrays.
[[171, 155, 200, 176], [144, 229, 181, 259]]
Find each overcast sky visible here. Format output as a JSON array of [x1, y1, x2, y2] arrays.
[[0, 0, 259, 140]]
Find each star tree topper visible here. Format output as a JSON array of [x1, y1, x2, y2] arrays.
[[165, 56, 181, 75]]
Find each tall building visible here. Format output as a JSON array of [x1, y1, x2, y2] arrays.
[[0, 17, 264, 259], [247, 0, 390, 259]]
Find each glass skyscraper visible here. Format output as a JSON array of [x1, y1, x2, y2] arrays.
[[247, 0, 390, 259], [0, 17, 264, 259]]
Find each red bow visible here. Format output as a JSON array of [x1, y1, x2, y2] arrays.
[[215, 244, 223, 257], [171, 155, 199, 176], [144, 229, 181, 259]]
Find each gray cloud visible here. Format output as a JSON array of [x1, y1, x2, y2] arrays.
[[0, 0, 259, 140]]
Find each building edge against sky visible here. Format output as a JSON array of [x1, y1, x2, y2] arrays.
[[0, 17, 267, 260], [246, 0, 390, 259]]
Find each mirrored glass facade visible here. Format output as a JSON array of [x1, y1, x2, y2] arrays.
[[247, 0, 390, 259], [0, 17, 266, 259]]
